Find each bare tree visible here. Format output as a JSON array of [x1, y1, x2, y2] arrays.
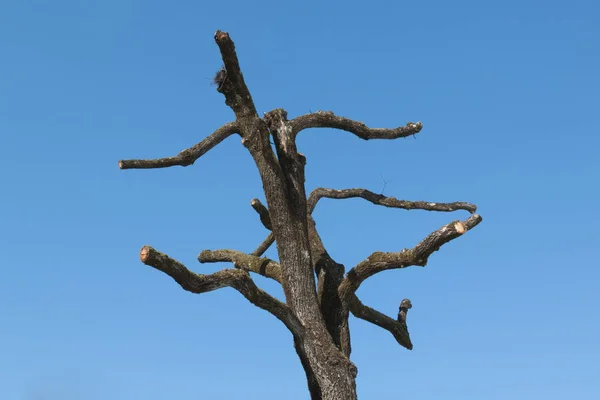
[[118, 31, 482, 400]]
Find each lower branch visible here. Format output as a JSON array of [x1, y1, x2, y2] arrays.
[[140, 245, 299, 334], [349, 294, 413, 350], [339, 214, 482, 301]]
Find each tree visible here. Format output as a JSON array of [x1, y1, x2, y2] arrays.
[[118, 31, 482, 400]]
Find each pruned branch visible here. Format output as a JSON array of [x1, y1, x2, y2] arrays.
[[214, 30, 258, 120], [308, 187, 477, 215], [290, 110, 422, 140], [251, 198, 272, 230], [249, 198, 275, 256], [339, 214, 482, 300], [198, 248, 282, 283], [140, 245, 300, 334], [397, 299, 412, 325], [118, 122, 238, 169], [349, 294, 412, 350], [141, 245, 237, 293]]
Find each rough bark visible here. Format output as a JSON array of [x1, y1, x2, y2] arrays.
[[117, 30, 482, 400]]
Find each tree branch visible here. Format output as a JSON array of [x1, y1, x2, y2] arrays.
[[290, 111, 422, 140], [198, 248, 282, 283], [397, 299, 412, 325], [140, 245, 299, 334], [250, 198, 272, 230], [118, 122, 238, 169], [213, 30, 258, 120], [252, 233, 275, 257], [349, 294, 412, 350], [308, 187, 477, 215], [339, 214, 482, 300], [248, 198, 275, 256]]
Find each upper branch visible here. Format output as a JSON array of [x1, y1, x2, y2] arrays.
[[349, 294, 412, 350], [214, 30, 258, 120], [308, 187, 477, 214], [119, 122, 238, 169], [339, 214, 482, 299], [289, 111, 422, 140], [140, 245, 299, 333]]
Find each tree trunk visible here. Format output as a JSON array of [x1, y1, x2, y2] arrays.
[[212, 31, 360, 398], [242, 114, 358, 399], [294, 335, 358, 400]]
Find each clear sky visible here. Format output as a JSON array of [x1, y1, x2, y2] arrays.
[[1, 0, 599, 399]]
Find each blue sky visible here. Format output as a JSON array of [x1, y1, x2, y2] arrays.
[[1, 0, 599, 398]]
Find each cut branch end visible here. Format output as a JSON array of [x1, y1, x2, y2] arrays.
[[214, 30, 229, 41], [454, 221, 466, 234], [140, 245, 152, 263]]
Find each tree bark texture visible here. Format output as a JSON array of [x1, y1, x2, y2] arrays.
[[118, 31, 482, 400]]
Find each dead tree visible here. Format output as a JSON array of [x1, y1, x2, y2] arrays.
[[118, 31, 482, 400]]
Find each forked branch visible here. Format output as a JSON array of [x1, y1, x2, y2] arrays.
[[140, 245, 299, 334], [290, 111, 422, 140], [118, 122, 238, 169]]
